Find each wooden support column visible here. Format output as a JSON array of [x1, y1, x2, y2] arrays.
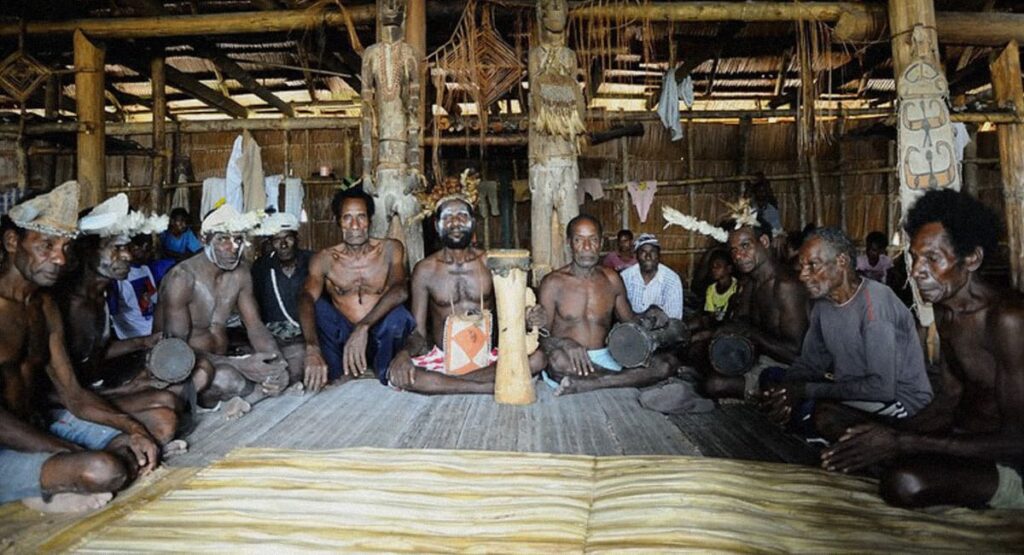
[[342, 129, 353, 178], [620, 138, 630, 232], [44, 74, 59, 188], [686, 119, 697, 282], [737, 115, 751, 195], [990, 40, 1024, 290], [406, 0, 426, 174], [75, 30, 106, 209], [889, 0, 939, 87], [837, 114, 847, 231], [151, 56, 166, 212], [963, 124, 979, 196], [886, 140, 896, 240], [809, 154, 824, 226]]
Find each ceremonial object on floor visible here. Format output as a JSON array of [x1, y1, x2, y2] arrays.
[[486, 249, 536, 405], [709, 334, 756, 376], [147, 337, 195, 384], [607, 318, 687, 368]]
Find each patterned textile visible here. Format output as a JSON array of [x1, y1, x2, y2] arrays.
[[410, 345, 499, 374]]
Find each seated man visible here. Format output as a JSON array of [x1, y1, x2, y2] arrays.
[[386, 196, 545, 394], [620, 233, 683, 320], [824, 190, 1024, 510], [159, 208, 202, 262], [759, 227, 933, 439], [1, 182, 159, 513], [856, 230, 893, 284], [251, 212, 311, 377], [539, 214, 676, 396], [299, 188, 414, 391], [110, 234, 160, 340], [704, 213, 809, 400], [53, 195, 184, 451], [155, 205, 290, 419]]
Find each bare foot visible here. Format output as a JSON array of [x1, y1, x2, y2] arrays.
[[23, 492, 113, 513], [284, 382, 305, 396], [162, 439, 188, 460], [223, 396, 252, 420], [554, 376, 577, 397]]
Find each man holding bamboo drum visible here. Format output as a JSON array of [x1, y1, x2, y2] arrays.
[[538, 215, 678, 395], [386, 196, 546, 394]]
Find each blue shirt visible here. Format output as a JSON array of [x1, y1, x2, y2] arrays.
[[160, 229, 202, 256]]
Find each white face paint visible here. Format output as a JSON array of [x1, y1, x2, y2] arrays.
[[203, 232, 246, 270], [436, 201, 474, 249]]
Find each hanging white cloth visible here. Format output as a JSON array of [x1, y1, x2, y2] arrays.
[[264, 174, 284, 212], [283, 177, 305, 220], [200, 177, 227, 219], [223, 135, 246, 213], [656, 67, 693, 142], [952, 122, 971, 176], [170, 174, 190, 212]]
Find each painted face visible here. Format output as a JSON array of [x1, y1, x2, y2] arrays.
[[636, 244, 660, 274], [6, 230, 71, 287], [728, 227, 767, 275], [169, 215, 188, 237], [539, 0, 567, 35], [797, 237, 843, 300], [379, 0, 404, 26], [569, 219, 602, 269], [204, 232, 245, 270], [436, 200, 474, 249], [94, 236, 133, 281], [271, 231, 298, 262], [617, 235, 633, 255], [910, 222, 971, 305], [339, 198, 370, 247], [710, 258, 732, 281]]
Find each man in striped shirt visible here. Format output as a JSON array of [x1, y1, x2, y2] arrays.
[[619, 234, 683, 320]]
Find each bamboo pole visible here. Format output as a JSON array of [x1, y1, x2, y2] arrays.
[[151, 56, 167, 213], [990, 40, 1024, 290], [686, 119, 697, 282], [837, 114, 847, 231], [75, 30, 106, 209]]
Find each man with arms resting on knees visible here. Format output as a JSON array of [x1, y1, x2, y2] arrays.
[[299, 187, 414, 391], [54, 195, 184, 453], [387, 197, 546, 394], [759, 227, 932, 440], [824, 190, 1024, 510], [704, 212, 809, 400], [539, 214, 676, 396], [0, 183, 159, 513], [155, 205, 290, 419]]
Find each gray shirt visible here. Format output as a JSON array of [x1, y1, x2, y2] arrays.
[[787, 279, 933, 415]]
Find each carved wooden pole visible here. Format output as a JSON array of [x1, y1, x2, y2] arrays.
[[406, 0, 426, 174], [990, 40, 1024, 290], [151, 55, 166, 213], [75, 30, 106, 209]]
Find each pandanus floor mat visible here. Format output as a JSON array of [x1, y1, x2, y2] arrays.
[[35, 447, 1024, 553]]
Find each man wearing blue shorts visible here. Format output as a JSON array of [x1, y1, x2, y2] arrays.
[[1, 183, 159, 513]]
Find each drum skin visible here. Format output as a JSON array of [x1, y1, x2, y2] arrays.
[[148, 337, 195, 383], [709, 334, 756, 376], [607, 322, 656, 368]]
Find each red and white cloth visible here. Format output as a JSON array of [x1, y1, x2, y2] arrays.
[[411, 346, 499, 374]]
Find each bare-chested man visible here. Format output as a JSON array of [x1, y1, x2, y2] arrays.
[[1, 183, 159, 513], [300, 187, 414, 391], [53, 196, 181, 450], [154, 205, 289, 419], [386, 197, 546, 394], [704, 216, 809, 400], [539, 214, 676, 395], [824, 190, 1024, 509]]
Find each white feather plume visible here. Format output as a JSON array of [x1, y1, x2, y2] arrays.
[[662, 206, 729, 243]]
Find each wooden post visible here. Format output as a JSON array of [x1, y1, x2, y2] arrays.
[[686, 119, 697, 282], [151, 56, 166, 213], [889, 0, 939, 88], [886, 140, 896, 242], [44, 74, 59, 188], [406, 0, 426, 174], [75, 30, 106, 209], [837, 114, 847, 232], [737, 115, 751, 195], [341, 129, 353, 178], [809, 154, 824, 226], [620, 137, 630, 232], [963, 124, 979, 196], [990, 40, 1024, 290]]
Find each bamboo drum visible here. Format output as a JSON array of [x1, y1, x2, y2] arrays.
[[486, 249, 536, 405]]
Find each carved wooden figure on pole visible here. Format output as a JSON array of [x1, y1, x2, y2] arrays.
[[528, 0, 586, 282], [361, 0, 425, 266]]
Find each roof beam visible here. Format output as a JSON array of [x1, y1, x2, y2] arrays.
[[116, 49, 249, 118], [193, 42, 296, 116]]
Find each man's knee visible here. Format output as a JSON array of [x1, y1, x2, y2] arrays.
[[211, 365, 249, 395], [881, 466, 928, 508], [146, 407, 178, 445], [80, 452, 129, 493]]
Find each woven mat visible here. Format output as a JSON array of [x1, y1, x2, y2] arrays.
[[32, 448, 1024, 553]]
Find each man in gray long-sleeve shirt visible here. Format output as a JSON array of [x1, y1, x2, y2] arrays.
[[760, 227, 932, 440]]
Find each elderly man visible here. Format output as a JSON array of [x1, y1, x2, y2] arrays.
[[251, 212, 311, 377], [620, 233, 683, 319], [299, 187, 414, 391], [387, 196, 546, 394], [759, 227, 933, 439], [54, 194, 182, 451], [1, 182, 159, 513], [155, 205, 290, 419], [704, 213, 809, 400], [824, 190, 1024, 510], [538, 215, 676, 396]]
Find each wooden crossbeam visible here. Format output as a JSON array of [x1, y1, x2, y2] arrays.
[[194, 42, 296, 116]]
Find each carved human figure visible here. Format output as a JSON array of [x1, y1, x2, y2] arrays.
[[528, 0, 586, 282], [361, 0, 424, 266]]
